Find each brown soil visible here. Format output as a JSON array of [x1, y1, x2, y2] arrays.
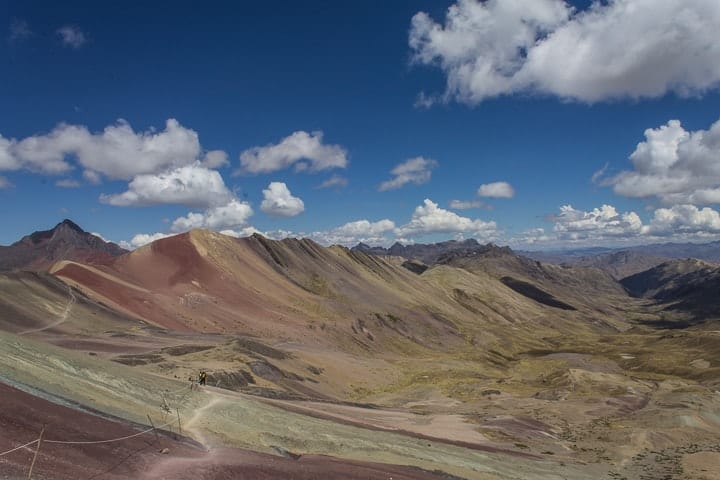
[[0, 382, 455, 480]]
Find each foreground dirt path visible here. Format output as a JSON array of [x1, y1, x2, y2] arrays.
[[19, 284, 76, 335], [183, 393, 227, 448]]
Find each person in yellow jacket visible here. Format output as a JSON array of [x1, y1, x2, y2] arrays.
[[199, 370, 207, 386]]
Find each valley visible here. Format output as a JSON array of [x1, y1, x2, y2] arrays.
[[1, 221, 720, 479]]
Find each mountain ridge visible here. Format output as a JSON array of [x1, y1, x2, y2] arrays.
[[0, 219, 127, 272]]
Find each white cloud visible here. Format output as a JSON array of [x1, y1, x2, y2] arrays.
[[477, 181, 514, 198], [311, 219, 397, 246], [610, 118, 720, 205], [514, 227, 553, 246], [516, 203, 720, 247], [119, 232, 173, 250], [379, 156, 438, 191], [552, 204, 643, 240], [396, 198, 497, 239], [239, 131, 348, 174], [171, 199, 254, 232], [0, 135, 21, 171], [90, 232, 110, 243], [449, 200, 490, 210], [0, 176, 11, 189], [644, 204, 720, 236], [100, 164, 233, 208], [410, 0, 720, 104], [260, 182, 305, 217], [3, 131, 72, 174], [219, 226, 261, 238], [56, 179, 81, 188], [201, 150, 229, 169], [0, 119, 219, 181], [57, 26, 86, 48], [83, 170, 102, 184], [316, 174, 348, 189]]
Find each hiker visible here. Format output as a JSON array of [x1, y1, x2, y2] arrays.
[[199, 370, 207, 386], [189, 374, 197, 391]]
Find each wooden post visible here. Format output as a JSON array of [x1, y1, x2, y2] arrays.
[[27, 424, 45, 480], [176, 408, 182, 435], [147, 414, 160, 445]]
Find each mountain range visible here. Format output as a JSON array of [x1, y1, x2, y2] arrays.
[[2, 221, 720, 479]]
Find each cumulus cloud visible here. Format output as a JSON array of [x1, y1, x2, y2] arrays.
[[516, 203, 720, 247], [552, 204, 643, 240], [0, 119, 219, 181], [57, 26, 87, 48], [171, 199, 254, 232], [201, 150, 229, 169], [514, 228, 552, 246], [316, 174, 348, 189], [644, 204, 720, 236], [100, 164, 233, 208], [449, 200, 490, 210], [119, 232, 173, 250], [396, 198, 497, 238], [260, 182, 305, 217], [219, 226, 261, 238], [477, 181, 514, 198], [410, 0, 720, 104], [310, 219, 396, 246], [379, 157, 438, 191], [609, 118, 720, 205], [261, 200, 498, 246], [239, 131, 348, 174], [0, 135, 20, 171]]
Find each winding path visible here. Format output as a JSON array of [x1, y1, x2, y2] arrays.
[[183, 393, 226, 449], [19, 284, 76, 335]]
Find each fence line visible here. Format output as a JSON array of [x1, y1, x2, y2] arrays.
[[44, 420, 175, 445], [0, 380, 201, 480], [0, 439, 39, 457]]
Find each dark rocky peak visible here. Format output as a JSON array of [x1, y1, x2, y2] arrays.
[[352, 239, 514, 265], [23, 219, 87, 245], [1, 219, 126, 272], [435, 243, 515, 265]]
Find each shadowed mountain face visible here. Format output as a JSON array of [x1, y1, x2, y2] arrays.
[[435, 246, 627, 316], [621, 259, 720, 324], [0, 219, 126, 272], [522, 241, 720, 279], [353, 239, 501, 264], [561, 250, 668, 280]]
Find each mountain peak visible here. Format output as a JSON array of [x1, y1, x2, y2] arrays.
[[58, 219, 85, 233], [0, 220, 126, 272], [352, 238, 513, 264]]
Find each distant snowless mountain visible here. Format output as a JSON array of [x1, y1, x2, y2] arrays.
[[520, 241, 720, 279]]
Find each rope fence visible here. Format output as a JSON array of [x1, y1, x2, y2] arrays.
[[44, 420, 176, 445], [0, 439, 39, 457], [0, 419, 176, 455], [0, 381, 201, 478]]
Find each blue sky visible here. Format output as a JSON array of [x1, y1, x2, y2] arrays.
[[2, 0, 720, 250]]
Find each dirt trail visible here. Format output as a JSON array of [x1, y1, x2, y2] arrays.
[[19, 284, 76, 335], [183, 392, 226, 448]]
